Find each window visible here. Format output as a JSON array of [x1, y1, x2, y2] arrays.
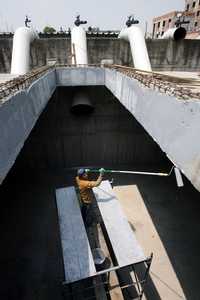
[[199, 0, 200, 5], [158, 21, 160, 28], [161, 31, 164, 36], [195, 21, 198, 26], [163, 20, 166, 27], [197, 10, 200, 16], [193, 1, 196, 8], [153, 23, 156, 36], [186, 4, 190, 10], [169, 18, 172, 23]]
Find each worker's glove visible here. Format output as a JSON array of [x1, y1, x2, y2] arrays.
[[99, 168, 105, 175]]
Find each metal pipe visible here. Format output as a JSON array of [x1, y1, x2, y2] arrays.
[[162, 27, 186, 41], [71, 26, 88, 65], [11, 27, 38, 75], [174, 167, 184, 187], [86, 166, 174, 177], [118, 25, 152, 72]]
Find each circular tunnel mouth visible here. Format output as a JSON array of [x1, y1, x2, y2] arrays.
[[71, 91, 94, 115], [174, 27, 186, 41], [70, 104, 94, 115]]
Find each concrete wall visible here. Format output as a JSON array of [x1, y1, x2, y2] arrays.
[[87, 38, 131, 66], [56, 67, 105, 86], [147, 39, 200, 71], [30, 38, 71, 68], [0, 69, 56, 184], [2, 37, 200, 73], [0, 38, 12, 73], [105, 68, 200, 192], [1, 66, 200, 192], [12, 86, 167, 173], [0, 68, 106, 184]]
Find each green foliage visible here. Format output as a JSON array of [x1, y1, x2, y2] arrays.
[[43, 26, 56, 34]]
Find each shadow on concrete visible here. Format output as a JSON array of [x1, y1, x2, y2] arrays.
[[117, 263, 162, 300], [113, 170, 200, 300], [0, 175, 65, 300]]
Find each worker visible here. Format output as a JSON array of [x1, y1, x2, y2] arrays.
[[76, 168, 105, 226]]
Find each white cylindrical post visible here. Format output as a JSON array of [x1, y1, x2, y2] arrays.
[[118, 25, 152, 72], [71, 26, 88, 65], [11, 27, 38, 75]]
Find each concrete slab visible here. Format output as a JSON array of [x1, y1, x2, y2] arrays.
[[0, 73, 16, 83], [93, 180, 145, 267], [56, 187, 96, 283], [156, 71, 200, 93], [157, 71, 200, 80]]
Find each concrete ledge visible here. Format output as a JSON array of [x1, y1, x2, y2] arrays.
[[105, 68, 200, 192]]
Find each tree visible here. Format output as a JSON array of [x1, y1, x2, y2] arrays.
[[43, 26, 56, 34]]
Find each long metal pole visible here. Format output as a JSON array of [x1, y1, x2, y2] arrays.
[[87, 166, 174, 177]]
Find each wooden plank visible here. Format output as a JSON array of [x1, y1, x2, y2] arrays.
[[56, 187, 96, 283], [93, 181, 146, 267]]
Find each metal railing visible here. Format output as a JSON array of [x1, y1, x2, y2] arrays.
[[0, 65, 55, 102], [105, 64, 200, 100]]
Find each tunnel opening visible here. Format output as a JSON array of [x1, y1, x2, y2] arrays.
[[0, 85, 200, 300], [174, 27, 186, 41], [70, 91, 94, 115]]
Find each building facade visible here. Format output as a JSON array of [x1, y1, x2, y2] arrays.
[[153, 11, 181, 38], [185, 0, 200, 30], [152, 0, 200, 39]]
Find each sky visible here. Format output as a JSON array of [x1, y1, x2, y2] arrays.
[[0, 0, 184, 32]]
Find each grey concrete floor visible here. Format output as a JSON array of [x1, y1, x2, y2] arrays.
[[0, 167, 200, 300]]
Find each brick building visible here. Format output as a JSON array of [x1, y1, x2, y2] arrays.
[[153, 11, 182, 38], [152, 0, 200, 39], [185, 0, 200, 34]]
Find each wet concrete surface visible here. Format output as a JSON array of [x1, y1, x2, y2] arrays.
[[0, 167, 200, 300]]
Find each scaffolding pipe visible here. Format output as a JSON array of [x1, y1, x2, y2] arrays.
[[11, 27, 38, 75], [118, 25, 152, 72]]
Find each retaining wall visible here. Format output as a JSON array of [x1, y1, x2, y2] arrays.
[[1, 67, 200, 192], [1, 37, 200, 73]]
